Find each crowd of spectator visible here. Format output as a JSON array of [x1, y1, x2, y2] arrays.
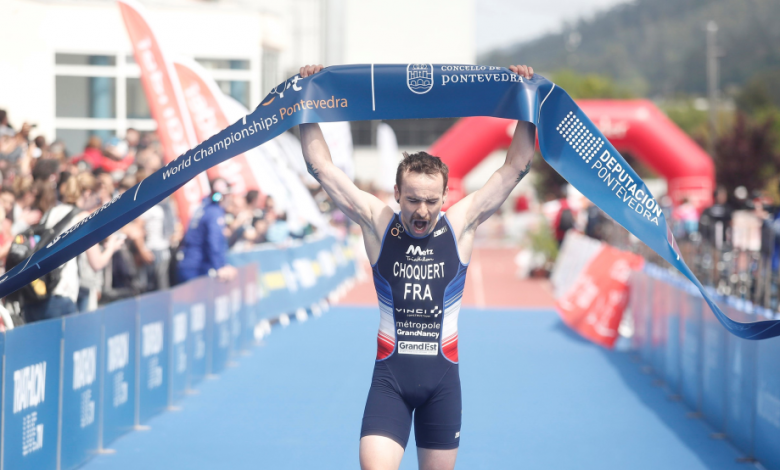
[[0, 109, 312, 327], [540, 181, 780, 308]]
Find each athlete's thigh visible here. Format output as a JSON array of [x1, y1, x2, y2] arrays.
[[417, 447, 458, 470], [361, 362, 414, 448], [413, 365, 462, 450], [360, 435, 405, 470]]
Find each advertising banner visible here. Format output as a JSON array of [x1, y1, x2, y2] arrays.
[[230, 248, 294, 319], [724, 302, 757, 457], [239, 265, 258, 351], [556, 244, 643, 348], [100, 298, 136, 447], [170, 281, 199, 402], [230, 279, 242, 356], [116, 0, 208, 226], [2, 319, 61, 470], [61, 311, 102, 470], [680, 289, 703, 411], [663, 281, 681, 394], [211, 278, 236, 374], [173, 58, 260, 195], [288, 243, 320, 311], [331, 239, 352, 289], [701, 295, 727, 431], [650, 278, 666, 374], [629, 271, 646, 354], [136, 291, 170, 423], [754, 326, 780, 468], [640, 275, 653, 364], [184, 277, 211, 388], [551, 232, 604, 299], [313, 238, 341, 301]]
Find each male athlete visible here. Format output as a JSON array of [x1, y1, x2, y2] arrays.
[[299, 64, 535, 470]]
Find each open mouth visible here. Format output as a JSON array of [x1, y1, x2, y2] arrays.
[[411, 219, 429, 234]]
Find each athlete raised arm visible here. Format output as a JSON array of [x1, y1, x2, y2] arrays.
[[299, 64, 395, 265], [444, 64, 536, 262], [298, 63, 535, 470]]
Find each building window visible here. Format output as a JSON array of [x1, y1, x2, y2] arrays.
[[56, 76, 116, 119], [55, 54, 116, 66], [351, 118, 458, 148], [262, 48, 280, 96], [54, 52, 256, 155], [196, 57, 254, 108], [217, 80, 250, 108], [126, 78, 151, 119], [196, 58, 250, 70]]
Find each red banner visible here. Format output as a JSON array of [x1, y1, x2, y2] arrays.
[[117, 0, 209, 227], [173, 58, 260, 195], [556, 245, 644, 348]]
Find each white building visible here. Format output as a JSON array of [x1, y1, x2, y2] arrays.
[[0, 0, 474, 157]]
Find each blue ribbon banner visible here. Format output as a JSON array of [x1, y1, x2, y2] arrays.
[[2, 64, 777, 339]]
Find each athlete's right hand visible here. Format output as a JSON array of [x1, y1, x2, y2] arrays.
[[299, 64, 324, 78]]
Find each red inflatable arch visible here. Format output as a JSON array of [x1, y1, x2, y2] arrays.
[[430, 100, 714, 209]]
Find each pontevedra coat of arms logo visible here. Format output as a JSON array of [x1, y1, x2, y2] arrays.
[[407, 64, 434, 94]]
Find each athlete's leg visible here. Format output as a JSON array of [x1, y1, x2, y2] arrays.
[[360, 435, 405, 470], [360, 362, 413, 470], [412, 364, 461, 470], [417, 447, 458, 470]]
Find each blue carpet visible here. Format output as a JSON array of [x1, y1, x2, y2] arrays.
[[81, 307, 749, 470]]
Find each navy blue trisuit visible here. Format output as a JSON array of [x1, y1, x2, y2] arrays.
[[361, 213, 468, 450]]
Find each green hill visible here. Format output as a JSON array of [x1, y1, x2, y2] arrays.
[[479, 0, 780, 98]]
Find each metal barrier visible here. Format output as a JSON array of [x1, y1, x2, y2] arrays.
[[631, 264, 780, 467], [0, 236, 357, 470]]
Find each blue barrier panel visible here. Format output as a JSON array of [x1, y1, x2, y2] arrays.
[[170, 282, 194, 403], [311, 237, 340, 302], [211, 278, 234, 374], [288, 242, 320, 312], [100, 298, 136, 448], [724, 302, 757, 458], [664, 281, 681, 394], [314, 240, 336, 299], [170, 277, 213, 397], [61, 311, 101, 470], [136, 291, 170, 423], [753, 314, 780, 469], [630, 271, 646, 353], [229, 277, 243, 355], [257, 247, 296, 318], [680, 289, 702, 411], [3, 318, 61, 470], [238, 265, 258, 351], [331, 239, 350, 290], [227, 237, 355, 318], [184, 277, 211, 388], [651, 278, 666, 374], [640, 275, 654, 365], [701, 295, 727, 431]]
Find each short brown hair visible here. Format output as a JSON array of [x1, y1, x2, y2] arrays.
[[396, 151, 448, 192]]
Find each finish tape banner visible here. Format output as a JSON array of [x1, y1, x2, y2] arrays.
[[1, 64, 777, 339]]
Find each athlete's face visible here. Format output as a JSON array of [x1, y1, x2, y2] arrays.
[[395, 171, 447, 237]]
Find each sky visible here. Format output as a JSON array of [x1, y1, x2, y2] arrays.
[[476, 0, 631, 54]]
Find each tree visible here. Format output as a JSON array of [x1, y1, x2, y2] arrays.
[[712, 112, 780, 197]]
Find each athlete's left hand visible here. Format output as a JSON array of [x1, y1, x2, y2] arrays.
[[300, 64, 325, 78], [509, 64, 534, 80]]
